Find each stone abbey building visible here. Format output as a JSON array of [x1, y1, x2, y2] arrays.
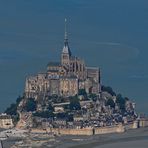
[[25, 20, 101, 99]]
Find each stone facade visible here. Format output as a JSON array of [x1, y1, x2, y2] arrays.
[[60, 77, 78, 97], [0, 114, 14, 129], [139, 118, 148, 127]]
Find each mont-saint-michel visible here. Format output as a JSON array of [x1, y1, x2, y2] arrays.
[[0, 20, 148, 148]]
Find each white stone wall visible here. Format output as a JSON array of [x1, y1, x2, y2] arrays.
[[0, 118, 14, 129]]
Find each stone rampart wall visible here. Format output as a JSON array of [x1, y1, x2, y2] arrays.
[[124, 123, 134, 130], [30, 125, 125, 136], [140, 119, 148, 127], [48, 128, 93, 135], [94, 125, 125, 135], [46, 125, 125, 136]]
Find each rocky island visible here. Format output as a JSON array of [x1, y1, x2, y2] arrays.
[[1, 20, 148, 147]]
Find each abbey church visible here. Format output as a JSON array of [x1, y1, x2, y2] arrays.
[[25, 20, 101, 99]]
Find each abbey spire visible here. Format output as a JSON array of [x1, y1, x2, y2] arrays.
[[62, 18, 71, 56], [64, 18, 68, 46], [61, 19, 71, 66]]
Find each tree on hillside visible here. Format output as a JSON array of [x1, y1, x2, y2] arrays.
[[33, 111, 54, 118], [106, 98, 115, 108], [124, 97, 129, 101], [69, 96, 81, 110], [101, 85, 116, 96], [24, 98, 37, 112], [47, 103, 54, 112], [88, 93, 97, 101], [5, 96, 23, 115], [78, 89, 87, 97], [116, 94, 126, 111]]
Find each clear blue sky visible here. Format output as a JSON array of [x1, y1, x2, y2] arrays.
[[0, 0, 148, 113]]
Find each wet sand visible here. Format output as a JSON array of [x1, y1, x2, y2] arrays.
[[95, 139, 148, 148], [1, 127, 148, 148], [55, 127, 148, 148]]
